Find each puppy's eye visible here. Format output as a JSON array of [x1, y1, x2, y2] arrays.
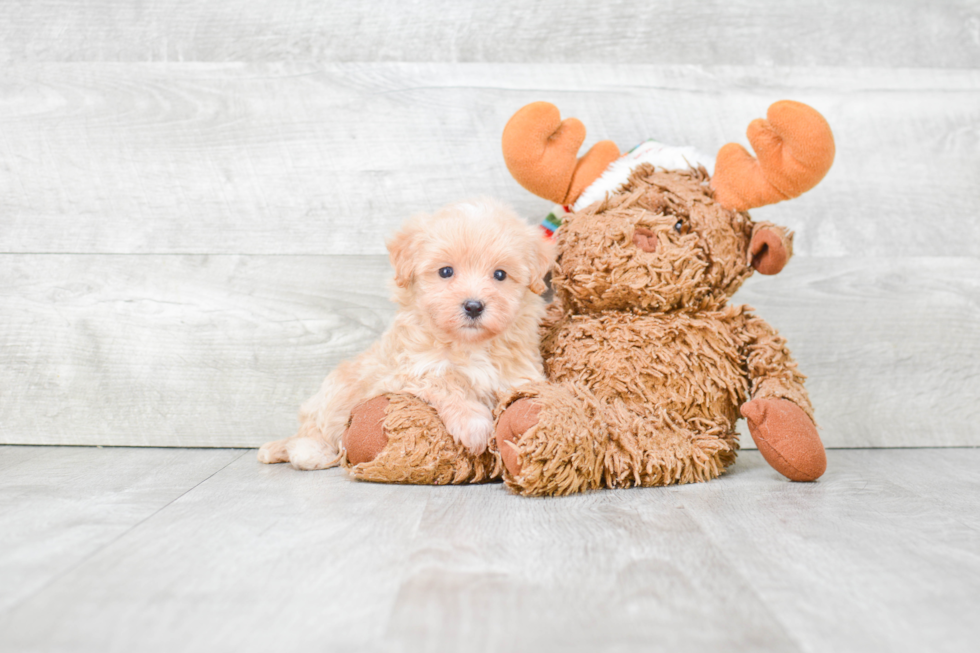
[[493, 270, 507, 281], [674, 220, 691, 235], [438, 266, 454, 278]]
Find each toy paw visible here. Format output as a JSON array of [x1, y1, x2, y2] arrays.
[[495, 398, 541, 477], [493, 383, 606, 497], [741, 398, 826, 481], [342, 396, 390, 465]]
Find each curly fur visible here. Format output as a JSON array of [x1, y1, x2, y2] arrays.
[[336, 100, 829, 492], [500, 167, 815, 496], [344, 393, 502, 484], [258, 198, 554, 471]]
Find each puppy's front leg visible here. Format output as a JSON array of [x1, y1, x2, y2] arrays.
[[422, 391, 495, 455]]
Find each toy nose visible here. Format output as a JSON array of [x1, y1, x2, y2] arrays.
[[463, 300, 485, 318], [633, 227, 658, 253]]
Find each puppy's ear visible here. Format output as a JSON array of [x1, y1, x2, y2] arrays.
[[387, 217, 423, 288], [528, 233, 556, 295]]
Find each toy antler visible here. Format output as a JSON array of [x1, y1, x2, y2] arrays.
[[712, 101, 835, 211], [502, 102, 620, 205]]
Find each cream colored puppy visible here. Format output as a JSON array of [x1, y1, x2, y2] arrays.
[[258, 198, 554, 470]]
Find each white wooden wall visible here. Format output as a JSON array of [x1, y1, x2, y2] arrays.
[[1, 1, 978, 448]]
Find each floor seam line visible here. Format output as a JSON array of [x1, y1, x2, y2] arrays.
[[0, 449, 248, 617]]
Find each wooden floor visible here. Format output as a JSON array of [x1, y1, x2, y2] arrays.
[[1, 446, 978, 653]]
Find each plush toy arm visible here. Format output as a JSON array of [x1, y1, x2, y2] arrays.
[[741, 312, 813, 419], [738, 311, 826, 481]]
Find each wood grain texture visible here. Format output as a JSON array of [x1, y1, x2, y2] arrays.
[[733, 256, 980, 448], [0, 446, 243, 613], [1, 446, 978, 652], [830, 448, 980, 532], [1, 1, 978, 67], [676, 449, 980, 653], [385, 479, 801, 652], [0, 64, 977, 256], [1, 254, 977, 449], [1, 6, 978, 451], [0, 254, 395, 447], [0, 448, 433, 653], [0, 444, 49, 473]]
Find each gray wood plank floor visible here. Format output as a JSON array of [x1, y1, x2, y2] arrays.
[[0, 447, 243, 613], [0, 445, 977, 653]]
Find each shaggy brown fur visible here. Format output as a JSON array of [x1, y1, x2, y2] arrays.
[[553, 166, 754, 314], [337, 99, 831, 494], [260, 199, 552, 473], [338, 166, 824, 494], [491, 383, 606, 495], [343, 393, 501, 485], [496, 166, 822, 496]]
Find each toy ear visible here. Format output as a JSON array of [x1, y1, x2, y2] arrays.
[[749, 224, 793, 275], [386, 218, 423, 288], [528, 234, 557, 295]]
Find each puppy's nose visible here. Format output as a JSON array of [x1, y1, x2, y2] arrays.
[[463, 300, 485, 319]]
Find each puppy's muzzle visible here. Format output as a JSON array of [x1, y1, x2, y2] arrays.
[[463, 300, 485, 319]]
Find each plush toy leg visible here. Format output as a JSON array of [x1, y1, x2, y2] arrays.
[[741, 398, 826, 481], [341, 393, 501, 485], [493, 382, 606, 497], [342, 396, 390, 465], [601, 402, 739, 489]]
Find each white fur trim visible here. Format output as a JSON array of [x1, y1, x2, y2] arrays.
[[572, 141, 715, 212]]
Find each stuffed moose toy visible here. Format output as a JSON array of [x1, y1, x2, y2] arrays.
[[342, 99, 835, 496]]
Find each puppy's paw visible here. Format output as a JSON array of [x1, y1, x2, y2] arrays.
[[460, 416, 495, 455], [288, 438, 341, 471], [441, 409, 495, 455], [257, 439, 289, 464]]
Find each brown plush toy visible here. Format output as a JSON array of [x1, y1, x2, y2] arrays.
[[492, 100, 835, 496]]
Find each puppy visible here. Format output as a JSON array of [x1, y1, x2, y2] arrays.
[[258, 198, 555, 470]]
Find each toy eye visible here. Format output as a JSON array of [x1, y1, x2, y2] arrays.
[[493, 270, 507, 281], [674, 220, 690, 235], [439, 266, 454, 278]]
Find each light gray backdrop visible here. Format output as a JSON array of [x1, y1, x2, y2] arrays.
[[1, 1, 978, 448]]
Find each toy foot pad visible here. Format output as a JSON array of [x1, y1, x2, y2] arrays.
[[342, 396, 390, 465], [741, 397, 826, 481], [495, 398, 542, 477]]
